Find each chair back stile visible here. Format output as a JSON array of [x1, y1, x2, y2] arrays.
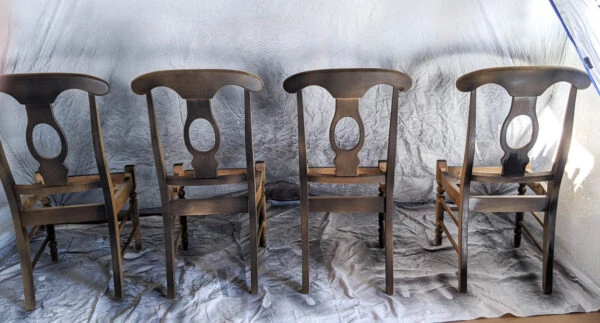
[[88, 93, 117, 223], [244, 89, 257, 215]]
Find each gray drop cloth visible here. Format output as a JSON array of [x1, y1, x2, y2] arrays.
[[1, 201, 599, 322]]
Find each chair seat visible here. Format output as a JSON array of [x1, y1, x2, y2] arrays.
[[307, 165, 385, 184], [308, 195, 384, 213], [167, 167, 249, 186], [168, 163, 267, 216], [437, 163, 549, 213], [18, 173, 134, 226]]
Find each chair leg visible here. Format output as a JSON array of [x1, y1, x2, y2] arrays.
[[249, 201, 259, 294], [179, 216, 188, 251], [300, 193, 309, 294], [125, 165, 142, 252], [177, 188, 188, 251], [46, 225, 58, 261], [384, 199, 394, 295], [15, 225, 36, 310], [542, 209, 557, 294], [40, 197, 59, 261], [163, 213, 176, 298], [514, 184, 526, 248], [107, 213, 124, 299], [130, 191, 142, 253], [259, 193, 267, 248], [457, 207, 469, 293], [378, 184, 385, 249], [434, 183, 445, 246]]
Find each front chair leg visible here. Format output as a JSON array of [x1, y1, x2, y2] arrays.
[[178, 188, 188, 250], [40, 197, 59, 261], [179, 216, 188, 251], [514, 183, 526, 248], [46, 225, 58, 261], [125, 165, 142, 252], [129, 190, 141, 252], [259, 192, 267, 248], [434, 184, 445, 246]]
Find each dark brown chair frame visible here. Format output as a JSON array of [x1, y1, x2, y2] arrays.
[[131, 69, 267, 298], [434, 66, 591, 294], [283, 68, 412, 295], [0, 73, 141, 310]]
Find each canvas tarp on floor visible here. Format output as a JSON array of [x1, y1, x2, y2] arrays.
[[1, 202, 599, 321]]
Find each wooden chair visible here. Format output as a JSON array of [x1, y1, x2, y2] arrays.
[[0, 73, 141, 310], [283, 68, 412, 295], [131, 69, 267, 298], [434, 66, 591, 294]]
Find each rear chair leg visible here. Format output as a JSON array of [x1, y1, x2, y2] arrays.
[[378, 184, 385, 249], [16, 225, 36, 310], [384, 196, 394, 295], [457, 207, 469, 293], [300, 190, 309, 294], [107, 214, 124, 299], [514, 183, 526, 248], [542, 209, 557, 294], [249, 203, 259, 294], [164, 213, 176, 298]]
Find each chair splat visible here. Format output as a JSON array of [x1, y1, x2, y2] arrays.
[[330, 98, 364, 176], [183, 99, 221, 178], [24, 103, 69, 186], [500, 96, 539, 176]]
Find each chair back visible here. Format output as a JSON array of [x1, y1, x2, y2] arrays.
[[0, 73, 111, 187], [456, 66, 590, 181], [131, 69, 264, 204], [283, 68, 412, 176], [0, 73, 113, 226]]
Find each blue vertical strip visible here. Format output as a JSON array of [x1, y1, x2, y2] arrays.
[[549, 0, 600, 94]]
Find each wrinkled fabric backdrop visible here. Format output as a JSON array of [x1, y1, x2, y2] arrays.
[[1, 0, 599, 320], [0, 0, 584, 235]]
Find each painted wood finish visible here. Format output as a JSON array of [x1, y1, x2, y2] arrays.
[[435, 66, 591, 294], [0, 73, 141, 310], [132, 69, 267, 298], [283, 68, 412, 295]]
